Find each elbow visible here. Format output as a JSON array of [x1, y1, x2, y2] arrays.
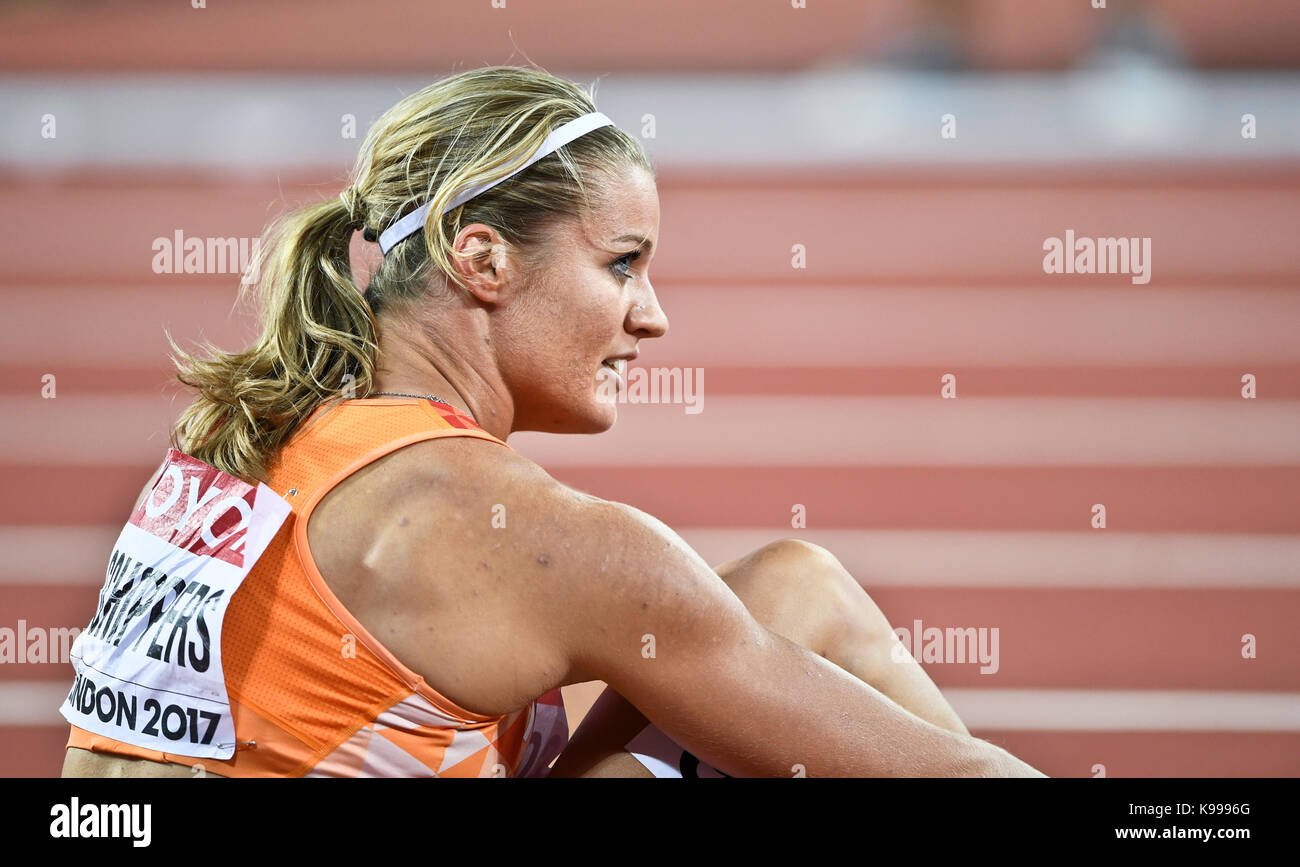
[[928, 730, 1046, 778], [957, 738, 1049, 778]]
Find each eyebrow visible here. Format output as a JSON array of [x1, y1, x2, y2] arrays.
[[612, 233, 655, 254]]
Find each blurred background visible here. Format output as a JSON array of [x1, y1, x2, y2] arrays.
[[1, 0, 1298, 777]]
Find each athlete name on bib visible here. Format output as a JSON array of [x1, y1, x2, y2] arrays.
[[60, 449, 291, 759]]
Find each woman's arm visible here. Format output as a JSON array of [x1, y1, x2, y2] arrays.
[[556, 499, 1040, 777], [465, 446, 1043, 778]]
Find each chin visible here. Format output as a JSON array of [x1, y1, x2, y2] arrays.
[[522, 396, 618, 435], [570, 401, 618, 434]]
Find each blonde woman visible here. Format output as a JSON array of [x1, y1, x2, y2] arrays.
[[61, 65, 1044, 778]]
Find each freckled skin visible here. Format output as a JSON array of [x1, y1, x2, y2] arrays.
[[493, 166, 664, 435], [359, 162, 667, 446]]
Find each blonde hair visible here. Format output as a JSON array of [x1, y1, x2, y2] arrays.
[[167, 65, 652, 484]]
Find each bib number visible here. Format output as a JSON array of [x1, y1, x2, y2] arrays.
[[60, 449, 291, 759]]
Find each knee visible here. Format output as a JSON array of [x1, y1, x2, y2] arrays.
[[722, 538, 893, 652], [748, 538, 861, 602], [767, 538, 842, 573], [769, 540, 899, 647]]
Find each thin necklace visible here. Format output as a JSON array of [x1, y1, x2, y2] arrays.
[[371, 391, 453, 407]]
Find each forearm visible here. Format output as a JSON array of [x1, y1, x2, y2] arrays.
[[675, 632, 1046, 778]]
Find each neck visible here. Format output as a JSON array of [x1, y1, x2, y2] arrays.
[[371, 311, 514, 441]]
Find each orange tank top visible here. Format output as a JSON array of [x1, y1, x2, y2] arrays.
[[66, 396, 569, 777]]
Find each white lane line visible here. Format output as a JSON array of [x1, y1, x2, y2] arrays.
[[5, 682, 1297, 731], [678, 528, 1300, 588], [4, 286, 1300, 367], [6, 394, 1296, 466], [3, 527, 1298, 589], [943, 688, 1300, 732]]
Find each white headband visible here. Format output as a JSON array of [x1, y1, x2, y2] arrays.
[[377, 110, 616, 255]]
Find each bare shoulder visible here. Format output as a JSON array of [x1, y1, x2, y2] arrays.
[[391, 434, 728, 601], [306, 432, 668, 709], [383, 433, 715, 596], [380, 433, 603, 513], [346, 433, 742, 685]]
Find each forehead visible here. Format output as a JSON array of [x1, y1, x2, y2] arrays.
[[578, 165, 659, 246]]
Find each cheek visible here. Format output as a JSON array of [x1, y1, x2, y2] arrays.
[[509, 269, 620, 384], [505, 305, 593, 385], [554, 281, 619, 353]]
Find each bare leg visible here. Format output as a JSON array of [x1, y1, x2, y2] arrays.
[[719, 540, 970, 736], [548, 539, 969, 777]]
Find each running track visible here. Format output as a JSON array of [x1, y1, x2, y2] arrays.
[[1, 163, 1297, 777]]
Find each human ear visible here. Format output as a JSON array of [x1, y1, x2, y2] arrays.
[[451, 223, 507, 304]]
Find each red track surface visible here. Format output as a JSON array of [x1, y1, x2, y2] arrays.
[[2, 164, 1297, 777]]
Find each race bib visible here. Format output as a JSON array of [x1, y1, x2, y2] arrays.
[[60, 449, 291, 759]]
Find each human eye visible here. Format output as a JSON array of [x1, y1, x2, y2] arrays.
[[611, 250, 641, 281]]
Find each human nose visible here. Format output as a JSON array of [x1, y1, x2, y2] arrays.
[[628, 282, 669, 339]]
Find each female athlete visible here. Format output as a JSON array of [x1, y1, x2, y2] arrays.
[[62, 65, 1044, 778]]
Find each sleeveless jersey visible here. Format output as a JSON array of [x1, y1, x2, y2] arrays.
[[65, 396, 569, 777]]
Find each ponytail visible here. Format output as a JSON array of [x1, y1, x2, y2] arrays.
[[167, 195, 377, 484]]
